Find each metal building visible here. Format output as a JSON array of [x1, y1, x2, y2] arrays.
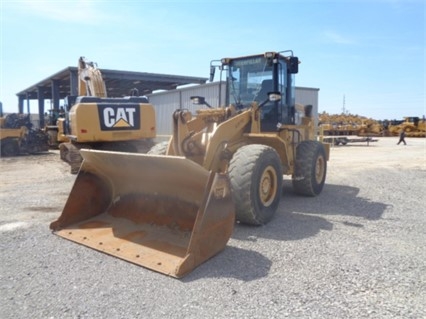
[[15, 67, 207, 127], [295, 86, 320, 128], [148, 82, 320, 135], [147, 82, 224, 136]]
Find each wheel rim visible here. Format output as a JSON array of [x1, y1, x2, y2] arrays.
[[315, 155, 325, 184], [259, 165, 278, 207]]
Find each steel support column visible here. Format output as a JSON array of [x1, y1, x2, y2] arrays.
[[18, 94, 25, 113], [51, 79, 60, 111], [70, 69, 78, 96], [26, 93, 31, 115], [37, 86, 45, 128]]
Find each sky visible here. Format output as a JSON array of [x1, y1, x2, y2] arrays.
[[0, 0, 424, 120]]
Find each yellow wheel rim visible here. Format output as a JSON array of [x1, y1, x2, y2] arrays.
[[259, 165, 278, 207], [315, 155, 325, 184]]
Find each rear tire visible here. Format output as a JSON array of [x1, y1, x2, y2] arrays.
[[1, 140, 20, 157], [292, 141, 327, 196], [229, 144, 283, 225]]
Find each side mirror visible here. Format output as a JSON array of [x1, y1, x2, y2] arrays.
[[268, 92, 282, 102], [259, 92, 281, 108], [190, 96, 205, 105], [288, 57, 299, 74], [209, 66, 216, 82], [190, 96, 212, 108]]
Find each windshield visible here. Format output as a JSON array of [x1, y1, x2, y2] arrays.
[[227, 56, 273, 108]]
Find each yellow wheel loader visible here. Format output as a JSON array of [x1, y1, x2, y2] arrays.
[[387, 116, 425, 137], [51, 51, 330, 278], [52, 57, 156, 173]]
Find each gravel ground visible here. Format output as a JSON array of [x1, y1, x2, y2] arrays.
[[0, 137, 425, 319]]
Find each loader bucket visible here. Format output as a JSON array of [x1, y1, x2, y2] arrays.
[[50, 149, 235, 278]]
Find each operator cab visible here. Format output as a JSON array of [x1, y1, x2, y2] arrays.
[[221, 51, 299, 131]]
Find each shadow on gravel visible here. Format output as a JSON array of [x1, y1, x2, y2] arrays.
[[182, 246, 272, 282], [0, 152, 56, 164], [24, 206, 63, 213], [0, 151, 55, 159], [232, 181, 390, 243], [306, 182, 390, 220], [185, 181, 390, 281]]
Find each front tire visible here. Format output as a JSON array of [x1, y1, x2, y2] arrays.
[[229, 145, 283, 225], [292, 141, 327, 196]]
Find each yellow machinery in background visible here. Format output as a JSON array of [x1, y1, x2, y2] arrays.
[[318, 112, 384, 136], [48, 57, 156, 173], [51, 51, 329, 278], [387, 116, 426, 137], [0, 105, 48, 157]]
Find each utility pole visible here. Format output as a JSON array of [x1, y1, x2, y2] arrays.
[[342, 94, 346, 114]]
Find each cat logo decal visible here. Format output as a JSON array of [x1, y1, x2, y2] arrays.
[[98, 104, 140, 131]]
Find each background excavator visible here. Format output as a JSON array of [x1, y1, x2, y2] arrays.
[[0, 103, 49, 157], [48, 57, 156, 173], [51, 51, 330, 278]]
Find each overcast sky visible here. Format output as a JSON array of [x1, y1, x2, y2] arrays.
[[0, 0, 424, 120]]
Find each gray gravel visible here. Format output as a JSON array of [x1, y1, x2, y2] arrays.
[[0, 137, 425, 319]]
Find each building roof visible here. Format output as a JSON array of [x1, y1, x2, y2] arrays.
[[16, 67, 208, 100]]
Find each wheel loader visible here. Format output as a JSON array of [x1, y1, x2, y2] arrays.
[[50, 51, 330, 278], [387, 116, 426, 137], [51, 57, 156, 173]]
